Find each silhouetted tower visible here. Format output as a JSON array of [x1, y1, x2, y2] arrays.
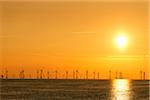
[[97, 72, 100, 80], [55, 70, 58, 79], [22, 70, 25, 79], [40, 69, 43, 79], [19, 70, 24, 79], [119, 72, 123, 79], [66, 71, 68, 79], [37, 70, 39, 79], [93, 72, 95, 80], [73, 71, 75, 79], [86, 70, 88, 79], [5, 70, 8, 79], [76, 70, 78, 79], [143, 72, 145, 80], [140, 70, 143, 80], [115, 72, 118, 79], [19, 71, 22, 79], [47, 71, 50, 79], [109, 70, 111, 80], [29, 74, 32, 79]]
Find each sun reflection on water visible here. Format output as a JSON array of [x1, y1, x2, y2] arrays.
[[111, 79, 133, 100]]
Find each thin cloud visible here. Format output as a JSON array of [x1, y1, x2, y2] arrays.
[[72, 31, 96, 35], [0, 0, 148, 2]]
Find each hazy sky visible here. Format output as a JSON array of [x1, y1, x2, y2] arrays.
[[0, 0, 149, 79]]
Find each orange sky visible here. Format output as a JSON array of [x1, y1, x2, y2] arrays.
[[0, 0, 149, 79]]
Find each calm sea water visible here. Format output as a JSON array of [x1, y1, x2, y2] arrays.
[[0, 79, 149, 100]]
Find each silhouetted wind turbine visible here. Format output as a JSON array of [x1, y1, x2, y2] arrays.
[[76, 70, 78, 79], [20, 70, 25, 79], [93, 71, 95, 80], [97, 72, 100, 80], [73, 70, 75, 79], [5, 70, 8, 79], [115, 72, 118, 79], [66, 71, 68, 79], [86, 70, 88, 80], [55, 70, 58, 79], [140, 70, 143, 80], [143, 72, 145, 80], [37, 70, 39, 79], [47, 71, 50, 79], [119, 72, 123, 79], [40, 69, 43, 79], [109, 70, 111, 80]]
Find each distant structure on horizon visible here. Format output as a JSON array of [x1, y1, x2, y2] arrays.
[[93, 71, 95, 79], [5, 70, 8, 79], [143, 72, 146, 80], [109, 70, 111, 80], [119, 72, 123, 79], [19, 70, 25, 79], [47, 71, 50, 79], [0, 69, 147, 80], [75, 70, 78, 79], [140, 70, 143, 80], [37, 70, 39, 79], [97, 72, 100, 79], [55, 70, 58, 79], [140, 70, 146, 80], [86, 70, 88, 79], [73, 70, 75, 79], [66, 71, 68, 79], [40, 69, 43, 79], [115, 72, 118, 79]]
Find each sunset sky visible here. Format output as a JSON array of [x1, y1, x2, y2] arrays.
[[0, 0, 149, 79]]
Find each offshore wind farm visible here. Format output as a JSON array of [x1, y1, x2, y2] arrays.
[[0, 68, 148, 80], [0, 0, 149, 100], [0, 68, 149, 99]]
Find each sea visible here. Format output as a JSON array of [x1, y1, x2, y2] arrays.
[[0, 79, 149, 100]]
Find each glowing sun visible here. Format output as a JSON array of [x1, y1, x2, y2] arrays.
[[116, 35, 128, 49]]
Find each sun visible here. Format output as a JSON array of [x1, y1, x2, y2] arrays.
[[116, 34, 127, 49]]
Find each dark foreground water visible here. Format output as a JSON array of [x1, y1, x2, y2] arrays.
[[0, 79, 149, 100]]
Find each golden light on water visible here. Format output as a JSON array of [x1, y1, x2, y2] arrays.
[[114, 79, 129, 91], [111, 79, 133, 100]]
